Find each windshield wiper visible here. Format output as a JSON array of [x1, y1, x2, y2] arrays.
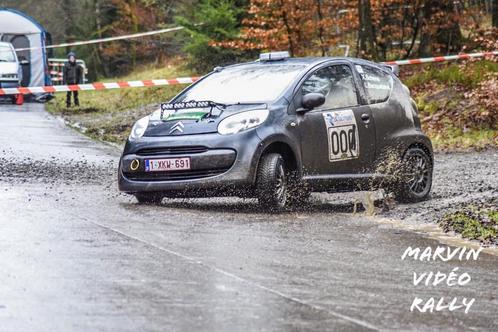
[[221, 102, 265, 107]]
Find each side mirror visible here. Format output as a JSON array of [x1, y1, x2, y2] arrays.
[[302, 93, 325, 110], [20, 60, 30, 65]]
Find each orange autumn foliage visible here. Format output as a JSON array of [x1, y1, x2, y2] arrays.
[[218, 0, 485, 60]]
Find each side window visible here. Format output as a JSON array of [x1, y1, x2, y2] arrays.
[[356, 65, 393, 104], [301, 65, 358, 109]]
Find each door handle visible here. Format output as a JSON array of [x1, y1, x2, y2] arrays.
[[361, 113, 370, 122]]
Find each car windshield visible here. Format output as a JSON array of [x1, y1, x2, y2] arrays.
[[176, 64, 306, 104], [0, 45, 16, 62]]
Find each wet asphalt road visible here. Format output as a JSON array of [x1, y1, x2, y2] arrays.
[[0, 103, 497, 331]]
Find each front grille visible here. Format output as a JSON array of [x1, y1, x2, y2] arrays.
[[136, 146, 209, 156], [124, 167, 229, 182]]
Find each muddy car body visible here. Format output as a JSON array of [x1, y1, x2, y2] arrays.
[[119, 53, 433, 209]]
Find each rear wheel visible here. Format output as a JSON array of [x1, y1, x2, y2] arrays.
[[256, 153, 289, 211], [394, 147, 433, 202], [135, 192, 163, 204]]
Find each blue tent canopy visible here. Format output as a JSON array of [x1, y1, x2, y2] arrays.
[[0, 8, 52, 87]]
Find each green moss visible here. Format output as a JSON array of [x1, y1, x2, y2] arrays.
[[430, 128, 497, 151], [440, 205, 498, 243], [489, 211, 498, 223], [416, 98, 440, 115], [404, 60, 498, 89]]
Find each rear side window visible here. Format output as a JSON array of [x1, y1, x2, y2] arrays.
[[301, 65, 358, 109], [356, 65, 393, 104]]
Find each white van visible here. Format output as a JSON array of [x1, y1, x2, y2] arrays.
[[0, 41, 22, 104]]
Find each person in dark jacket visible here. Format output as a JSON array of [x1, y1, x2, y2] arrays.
[[63, 52, 83, 107]]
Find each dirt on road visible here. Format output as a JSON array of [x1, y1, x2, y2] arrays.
[[1, 103, 497, 331]]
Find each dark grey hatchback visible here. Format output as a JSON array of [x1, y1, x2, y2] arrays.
[[119, 52, 433, 209]]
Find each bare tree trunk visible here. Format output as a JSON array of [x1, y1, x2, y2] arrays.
[[94, 0, 110, 77], [62, 0, 74, 54], [315, 0, 327, 56], [279, 0, 295, 56], [357, 0, 377, 59], [419, 0, 463, 56], [130, 0, 139, 68], [418, 1, 433, 57], [493, 0, 498, 27]]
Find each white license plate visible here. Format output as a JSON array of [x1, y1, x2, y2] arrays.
[[145, 158, 191, 172]]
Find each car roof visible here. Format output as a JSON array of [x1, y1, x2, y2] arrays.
[[220, 56, 388, 73]]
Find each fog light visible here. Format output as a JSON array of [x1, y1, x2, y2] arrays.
[[130, 159, 140, 171]]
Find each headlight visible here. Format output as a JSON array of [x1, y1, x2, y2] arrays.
[[129, 116, 149, 141], [218, 109, 269, 135]]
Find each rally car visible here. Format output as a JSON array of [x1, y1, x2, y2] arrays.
[[119, 52, 433, 209]]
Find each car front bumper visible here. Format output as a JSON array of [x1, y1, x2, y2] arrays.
[[118, 130, 264, 197]]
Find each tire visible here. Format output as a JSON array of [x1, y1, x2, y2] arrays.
[[11, 96, 17, 105], [135, 192, 163, 204], [394, 147, 433, 203], [256, 153, 289, 211]]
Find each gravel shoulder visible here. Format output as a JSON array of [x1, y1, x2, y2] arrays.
[[381, 150, 498, 245], [1, 103, 498, 331]]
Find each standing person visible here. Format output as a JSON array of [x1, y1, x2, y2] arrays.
[[63, 51, 83, 107]]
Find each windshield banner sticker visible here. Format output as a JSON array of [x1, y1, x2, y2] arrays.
[[323, 110, 360, 162], [161, 101, 219, 110], [160, 101, 225, 121]]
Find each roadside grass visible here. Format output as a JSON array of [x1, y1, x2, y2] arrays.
[[404, 60, 498, 89], [439, 202, 498, 245], [47, 58, 497, 151], [46, 61, 193, 144], [402, 60, 498, 151], [47, 62, 192, 114], [430, 128, 497, 151]]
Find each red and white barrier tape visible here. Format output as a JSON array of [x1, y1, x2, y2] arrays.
[[383, 51, 498, 66], [13, 26, 185, 52], [2, 50, 497, 96], [0, 77, 200, 96]]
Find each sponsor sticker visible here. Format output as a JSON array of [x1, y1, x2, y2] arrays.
[[323, 110, 360, 162]]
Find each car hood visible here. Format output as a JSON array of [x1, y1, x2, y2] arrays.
[[144, 103, 267, 137], [0, 62, 18, 75]]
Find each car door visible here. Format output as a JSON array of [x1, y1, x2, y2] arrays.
[[355, 64, 409, 158], [295, 63, 376, 176]]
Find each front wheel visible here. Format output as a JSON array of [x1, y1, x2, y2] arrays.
[[394, 147, 433, 203], [256, 153, 289, 211], [135, 192, 163, 204]]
